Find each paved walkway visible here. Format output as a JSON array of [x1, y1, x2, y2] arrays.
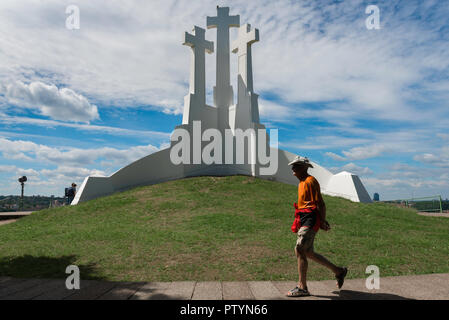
[[0, 219, 18, 226], [418, 211, 449, 218], [0, 273, 448, 300], [0, 211, 33, 226], [0, 211, 33, 217]]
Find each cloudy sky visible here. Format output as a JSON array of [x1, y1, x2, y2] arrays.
[[0, 0, 448, 200]]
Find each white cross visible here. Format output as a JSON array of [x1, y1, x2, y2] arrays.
[[207, 6, 240, 32], [183, 26, 213, 55], [232, 24, 259, 93], [232, 24, 259, 57], [207, 6, 240, 129], [183, 26, 213, 101]]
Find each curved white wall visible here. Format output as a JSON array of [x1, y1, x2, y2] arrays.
[[73, 147, 372, 205]]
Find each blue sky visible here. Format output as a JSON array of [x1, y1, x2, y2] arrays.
[[0, 0, 448, 200]]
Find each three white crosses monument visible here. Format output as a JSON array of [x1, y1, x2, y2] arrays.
[[72, 7, 372, 205]]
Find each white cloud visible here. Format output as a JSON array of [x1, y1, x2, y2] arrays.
[[0, 0, 447, 124], [16, 168, 39, 177], [0, 138, 162, 196], [330, 162, 373, 176], [325, 152, 347, 161], [0, 137, 160, 167], [341, 144, 393, 161], [325, 144, 394, 161], [413, 147, 449, 168], [0, 165, 107, 196], [323, 130, 427, 161], [283, 136, 371, 151], [363, 177, 448, 190], [361, 159, 449, 200], [258, 99, 306, 123], [0, 165, 16, 173], [40, 166, 106, 180], [5, 81, 99, 123], [0, 113, 170, 140]]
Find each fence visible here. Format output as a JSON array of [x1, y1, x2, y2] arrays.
[[382, 195, 443, 213]]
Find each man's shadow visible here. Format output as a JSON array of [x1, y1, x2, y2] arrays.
[[315, 290, 413, 300]]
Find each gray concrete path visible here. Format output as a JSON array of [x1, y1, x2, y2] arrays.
[[0, 219, 18, 226], [0, 273, 448, 300], [418, 211, 449, 218], [0, 211, 33, 226], [0, 211, 33, 217]]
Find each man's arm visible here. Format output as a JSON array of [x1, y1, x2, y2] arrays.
[[317, 194, 330, 231], [318, 197, 326, 221]]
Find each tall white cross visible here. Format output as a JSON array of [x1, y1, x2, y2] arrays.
[[207, 6, 240, 131], [232, 24, 259, 92], [207, 6, 240, 95], [183, 26, 214, 107]]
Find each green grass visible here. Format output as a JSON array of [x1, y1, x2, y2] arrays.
[[1, 175, 448, 282]]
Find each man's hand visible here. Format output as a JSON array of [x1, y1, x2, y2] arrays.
[[320, 220, 331, 231]]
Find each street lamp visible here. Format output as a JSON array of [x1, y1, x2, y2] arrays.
[[18, 176, 27, 211]]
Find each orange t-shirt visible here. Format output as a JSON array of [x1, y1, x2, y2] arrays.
[[297, 175, 322, 210]]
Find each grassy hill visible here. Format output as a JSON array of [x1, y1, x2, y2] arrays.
[[0, 175, 448, 282]]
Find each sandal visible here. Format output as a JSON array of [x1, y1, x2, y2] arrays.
[[287, 286, 310, 297], [336, 267, 348, 289]]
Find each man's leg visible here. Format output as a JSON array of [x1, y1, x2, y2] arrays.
[[287, 227, 315, 296], [305, 251, 345, 276], [295, 247, 308, 290]]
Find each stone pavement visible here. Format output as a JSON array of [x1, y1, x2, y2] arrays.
[[0, 211, 33, 217], [417, 212, 449, 218], [0, 211, 33, 226], [0, 273, 448, 300]]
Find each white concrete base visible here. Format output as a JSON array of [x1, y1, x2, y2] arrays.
[[72, 147, 372, 205]]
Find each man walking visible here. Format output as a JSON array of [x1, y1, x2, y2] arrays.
[[66, 182, 77, 205], [287, 156, 347, 297]]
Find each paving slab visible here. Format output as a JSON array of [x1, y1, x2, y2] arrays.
[[379, 274, 449, 300], [0, 277, 26, 289], [65, 280, 118, 300], [329, 278, 391, 300], [2, 273, 449, 300], [162, 281, 196, 300], [273, 280, 336, 300], [0, 278, 45, 299], [2, 279, 64, 300], [418, 212, 449, 218], [0, 277, 13, 283], [222, 282, 255, 300], [33, 279, 95, 300], [307, 279, 343, 300], [97, 281, 145, 300], [0, 211, 33, 217], [0, 219, 18, 226], [248, 281, 285, 300], [192, 281, 222, 300], [130, 281, 172, 300]]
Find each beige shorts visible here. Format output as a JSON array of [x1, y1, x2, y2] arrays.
[[296, 227, 316, 252]]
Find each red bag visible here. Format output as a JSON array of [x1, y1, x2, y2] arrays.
[[291, 203, 301, 233], [291, 203, 317, 233]]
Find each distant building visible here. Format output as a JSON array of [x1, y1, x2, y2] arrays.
[[373, 193, 380, 201]]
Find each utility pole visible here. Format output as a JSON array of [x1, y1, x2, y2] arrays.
[[18, 176, 27, 211]]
